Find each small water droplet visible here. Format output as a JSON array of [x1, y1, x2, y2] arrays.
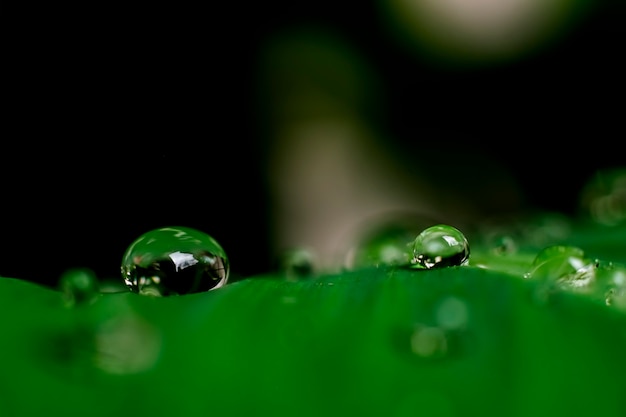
[[335, 210, 441, 270], [58, 268, 99, 307], [121, 226, 229, 296], [278, 247, 316, 281], [410, 225, 470, 269], [490, 234, 517, 255]]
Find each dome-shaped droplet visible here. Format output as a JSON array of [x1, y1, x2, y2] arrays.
[[120, 226, 229, 296], [410, 225, 470, 269], [531, 245, 585, 268], [526, 245, 596, 291], [58, 268, 99, 307], [337, 210, 440, 270], [278, 247, 316, 281]]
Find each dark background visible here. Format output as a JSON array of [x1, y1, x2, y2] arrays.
[[4, 1, 625, 287]]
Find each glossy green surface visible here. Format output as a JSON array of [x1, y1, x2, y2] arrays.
[[1, 220, 625, 417]]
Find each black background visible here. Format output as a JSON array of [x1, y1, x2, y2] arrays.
[[3, 1, 625, 287]]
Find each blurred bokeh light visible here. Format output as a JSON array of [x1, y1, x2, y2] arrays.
[[378, 0, 595, 68], [4, 0, 624, 284]]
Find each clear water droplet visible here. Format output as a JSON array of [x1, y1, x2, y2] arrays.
[[120, 226, 229, 296], [531, 245, 585, 267], [410, 225, 470, 269], [336, 210, 442, 270], [58, 268, 99, 307], [526, 245, 596, 292]]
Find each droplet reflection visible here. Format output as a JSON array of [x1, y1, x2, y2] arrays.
[[121, 226, 229, 296], [410, 225, 470, 269]]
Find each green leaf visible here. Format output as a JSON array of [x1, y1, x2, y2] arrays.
[[1, 221, 625, 416]]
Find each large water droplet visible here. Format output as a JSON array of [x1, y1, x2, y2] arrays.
[[121, 226, 229, 296], [58, 268, 99, 307], [410, 225, 470, 269]]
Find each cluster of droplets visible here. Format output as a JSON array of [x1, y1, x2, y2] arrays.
[[523, 244, 626, 309], [56, 216, 622, 313], [336, 221, 470, 269], [56, 226, 232, 302]]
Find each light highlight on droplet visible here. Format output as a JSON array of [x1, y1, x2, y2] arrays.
[[120, 226, 229, 296], [410, 224, 470, 269]]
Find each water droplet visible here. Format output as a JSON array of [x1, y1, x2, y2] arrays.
[[278, 247, 316, 281], [121, 226, 229, 296], [531, 245, 585, 267], [58, 268, 99, 307], [410, 225, 470, 269], [335, 210, 441, 270], [490, 234, 517, 256], [526, 245, 596, 292]]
